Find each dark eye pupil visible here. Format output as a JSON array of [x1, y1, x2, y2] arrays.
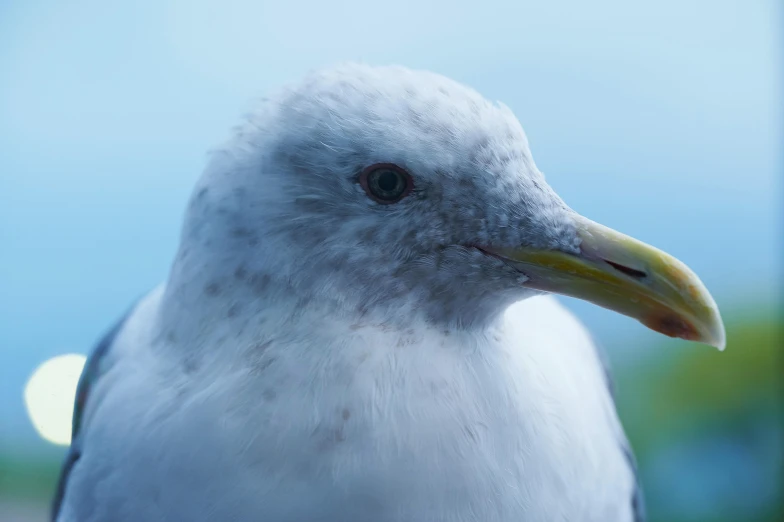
[[366, 167, 409, 202], [377, 171, 399, 192]]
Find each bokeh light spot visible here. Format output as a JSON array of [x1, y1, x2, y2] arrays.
[[24, 354, 87, 446]]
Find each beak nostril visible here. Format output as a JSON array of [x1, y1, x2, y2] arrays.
[[604, 260, 647, 280]]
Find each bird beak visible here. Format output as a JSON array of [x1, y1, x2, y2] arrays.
[[483, 214, 726, 350]]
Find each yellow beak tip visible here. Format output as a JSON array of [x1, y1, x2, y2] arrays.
[[711, 323, 727, 352]]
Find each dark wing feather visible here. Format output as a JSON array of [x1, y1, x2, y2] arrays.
[[50, 308, 134, 522]]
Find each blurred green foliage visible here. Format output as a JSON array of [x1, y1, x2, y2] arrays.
[[0, 453, 62, 502], [617, 307, 783, 522]]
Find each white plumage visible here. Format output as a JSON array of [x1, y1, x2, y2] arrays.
[[58, 289, 637, 522]]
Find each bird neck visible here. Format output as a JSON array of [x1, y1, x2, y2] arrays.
[[158, 237, 515, 356]]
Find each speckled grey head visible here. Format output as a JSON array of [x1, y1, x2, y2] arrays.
[[174, 62, 725, 345], [177, 63, 577, 327]]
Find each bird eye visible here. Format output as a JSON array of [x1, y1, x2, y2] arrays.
[[359, 164, 413, 204]]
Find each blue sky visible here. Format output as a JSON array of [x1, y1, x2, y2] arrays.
[[1, 0, 781, 449]]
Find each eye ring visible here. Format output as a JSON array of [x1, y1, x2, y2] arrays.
[[359, 163, 414, 204]]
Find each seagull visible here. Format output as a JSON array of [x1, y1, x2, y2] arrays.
[[52, 63, 725, 522]]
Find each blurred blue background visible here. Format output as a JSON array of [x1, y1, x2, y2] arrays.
[[1, 0, 781, 520]]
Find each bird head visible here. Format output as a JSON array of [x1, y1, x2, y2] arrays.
[[184, 63, 724, 348]]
